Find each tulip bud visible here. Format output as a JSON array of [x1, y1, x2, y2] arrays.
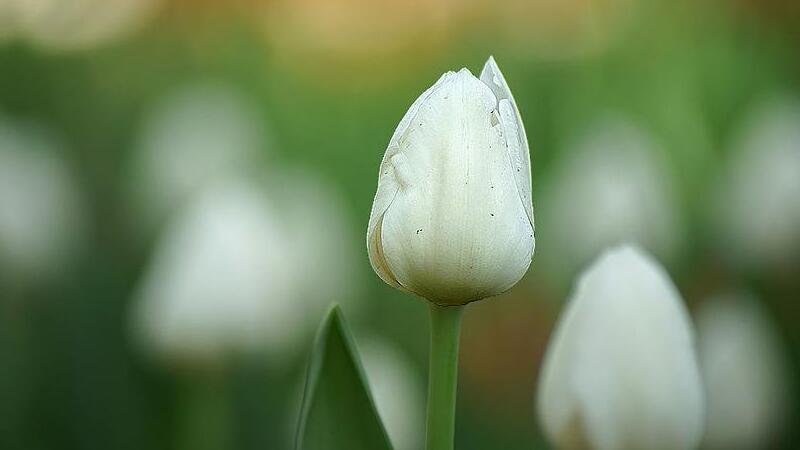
[[129, 82, 265, 232], [367, 57, 534, 305], [697, 293, 791, 449], [539, 117, 682, 284], [537, 245, 704, 450], [131, 175, 360, 364], [710, 95, 800, 268], [0, 116, 86, 282]]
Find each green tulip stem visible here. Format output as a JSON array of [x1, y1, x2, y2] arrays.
[[176, 373, 233, 450], [425, 303, 465, 450]]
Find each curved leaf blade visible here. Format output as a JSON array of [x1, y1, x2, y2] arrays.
[[294, 305, 393, 450]]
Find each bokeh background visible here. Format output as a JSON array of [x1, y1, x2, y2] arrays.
[[0, 0, 799, 449]]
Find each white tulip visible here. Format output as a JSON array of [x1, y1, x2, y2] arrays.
[[710, 95, 800, 268], [131, 175, 361, 363], [537, 245, 704, 450], [367, 56, 534, 305], [0, 116, 86, 282], [697, 293, 791, 449], [539, 117, 682, 283], [131, 179, 294, 362], [129, 82, 265, 232], [271, 168, 363, 312]]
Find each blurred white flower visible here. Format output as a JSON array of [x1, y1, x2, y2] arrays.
[[537, 245, 704, 450], [0, 0, 160, 51], [0, 116, 86, 282], [697, 293, 791, 449], [132, 180, 292, 361], [710, 95, 800, 269], [272, 168, 362, 315], [367, 57, 534, 305], [129, 83, 266, 232], [131, 173, 360, 364], [540, 117, 682, 283], [359, 337, 425, 450]]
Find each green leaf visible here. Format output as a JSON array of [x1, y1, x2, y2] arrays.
[[294, 304, 393, 450]]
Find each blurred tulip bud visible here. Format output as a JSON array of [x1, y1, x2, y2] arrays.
[[697, 293, 792, 449], [710, 95, 800, 269], [0, 116, 86, 283], [131, 179, 293, 362], [129, 82, 266, 233], [367, 57, 534, 305], [537, 245, 704, 450], [271, 168, 363, 314], [539, 117, 682, 284], [131, 174, 361, 364], [15, 0, 160, 51]]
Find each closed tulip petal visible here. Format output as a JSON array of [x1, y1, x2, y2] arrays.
[[367, 72, 456, 292], [480, 56, 533, 227]]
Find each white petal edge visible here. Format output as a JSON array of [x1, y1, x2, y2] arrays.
[[480, 56, 534, 229]]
